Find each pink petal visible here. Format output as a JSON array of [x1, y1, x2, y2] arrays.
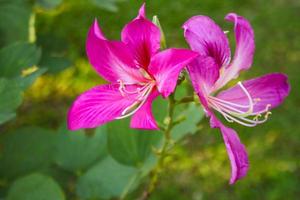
[[148, 48, 199, 98], [130, 89, 160, 130], [121, 6, 160, 69], [195, 89, 249, 184], [136, 3, 146, 19], [210, 115, 249, 184], [86, 20, 146, 83], [187, 56, 220, 95], [216, 73, 290, 114], [215, 13, 255, 89], [183, 16, 231, 68], [67, 84, 139, 130]]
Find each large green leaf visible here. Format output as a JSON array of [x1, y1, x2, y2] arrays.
[[39, 56, 71, 74], [172, 103, 204, 141], [0, 78, 23, 124], [0, 42, 41, 78], [15, 67, 47, 90], [0, 0, 31, 44], [54, 125, 107, 172], [76, 156, 139, 200], [0, 127, 57, 179], [7, 173, 65, 200], [107, 118, 162, 167]]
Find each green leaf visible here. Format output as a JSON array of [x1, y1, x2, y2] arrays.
[[7, 173, 65, 200], [15, 67, 47, 90], [36, 0, 63, 10], [172, 103, 204, 141], [0, 78, 23, 124], [107, 118, 162, 167], [0, 0, 31, 44], [91, 0, 125, 12], [76, 156, 138, 199], [0, 127, 57, 179], [0, 42, 41, 78], [54, 125, 107, 172], [39, 56, 71, 74]]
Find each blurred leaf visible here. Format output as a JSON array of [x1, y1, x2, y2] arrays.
[[7, 173, 65, 200], [107, 118, 162, 167], [54, 125, 107, 172], [91, 0, 125, 12], [0, 42, 41, 78], [0, 0, 31, 44], [0, 78, 23, 124], [0, 127, 57, 179], [39, 56, 71, 74], [16, 67, 47, 90], [172, 103, 204, 141], [36, 0, 62, 10], [76, 156, 138, 199]]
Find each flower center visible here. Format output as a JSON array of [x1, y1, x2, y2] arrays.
[[207, 81, 272, 127], [116, 79, 155, 119]]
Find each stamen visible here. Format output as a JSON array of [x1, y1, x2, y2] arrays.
[[116, 83, 155, 120]]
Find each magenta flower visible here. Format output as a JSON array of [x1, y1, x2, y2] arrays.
[[183, 13, 290, 184], [67, 4, 198, 131]]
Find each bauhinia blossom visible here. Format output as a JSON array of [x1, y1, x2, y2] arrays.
[[67, 4, 198, 130], [183, 13, 290, 184]]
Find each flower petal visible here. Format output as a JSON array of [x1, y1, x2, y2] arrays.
[[86, 20, 145, 83], [215, 13, 255, 89], [121, 5, 160, 69], [130, 89, 160, 130], [195, 88, 249, 184], [216, 73, 290, 114], [210, 115, 249, 184], [136, 3, 146, 19], [67, 84, 139, 130], [183, 16, 231, 68], [187, 56, 220, 95], [148, 48, 199, 98]]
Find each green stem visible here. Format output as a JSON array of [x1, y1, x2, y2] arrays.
[[138, 93, 176, 200]]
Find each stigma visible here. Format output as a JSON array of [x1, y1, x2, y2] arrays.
[[207, 81, 272, 127]]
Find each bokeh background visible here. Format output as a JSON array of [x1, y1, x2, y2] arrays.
[[0, 0, 299, 199]]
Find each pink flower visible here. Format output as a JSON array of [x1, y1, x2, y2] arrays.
[[183, 13, 290, 184], [67, 4, 198, 131]]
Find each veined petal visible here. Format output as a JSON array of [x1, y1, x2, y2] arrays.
[[86, 20, 146, 83], [215, 13, 255, 89], [130, 89, 160, 130], [216, 73, 290, 114], [210, 115, 249, 184], [148, 48, 199, 98], [121, 5, 160, 69], [183, 16, 231, 68], [187, 56, 220, 95], [67, 84, 139, 130]]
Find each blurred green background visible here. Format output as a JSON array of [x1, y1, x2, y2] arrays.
[[0, 0, 299, 199]]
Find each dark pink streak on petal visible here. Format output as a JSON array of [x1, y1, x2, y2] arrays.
[[86, 20, 145, 83], [183, 16, 231, 68], [216, 73, 290, 114], [148, 48, 199, 98], [121, 16, 160, 69], [130, 89, 160, 130], [67, 84, 139, 130]]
